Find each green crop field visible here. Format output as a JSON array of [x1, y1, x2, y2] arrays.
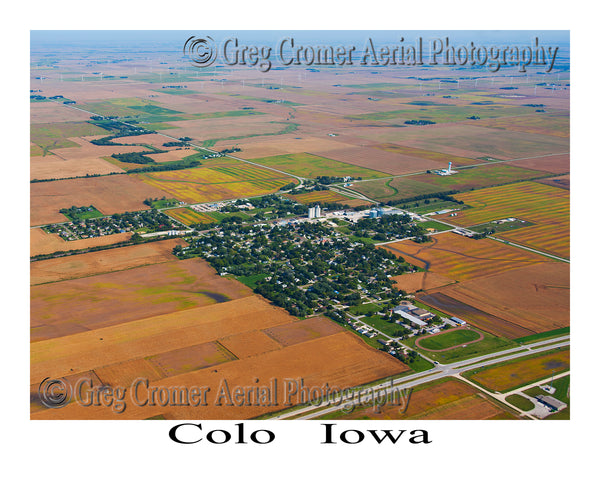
[[30, 121, 109, 150], [402, 329, 515, 363], [250, 153, 389, 179], [346, 104, 537, 124], [417, 329, 482, 350], [505, 394, 535, 411]]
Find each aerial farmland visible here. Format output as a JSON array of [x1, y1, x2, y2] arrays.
[[30, 30, 570, 422]]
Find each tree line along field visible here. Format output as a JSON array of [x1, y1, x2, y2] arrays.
[[30, 238, 186, 285], [433, 181, 570, 258]]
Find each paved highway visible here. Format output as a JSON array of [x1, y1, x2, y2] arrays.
[[273, 335, 569, 419]]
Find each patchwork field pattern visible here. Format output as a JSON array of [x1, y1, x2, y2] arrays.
[[434, 182, 570, 258], [31, 174, 167, 226], [134, 164, 297, 204], [31, 294, 408, 419], [383, 233, 566, 337]]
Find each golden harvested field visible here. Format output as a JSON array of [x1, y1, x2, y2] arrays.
[[31, 331, 408, 420], [30, 174, 167, 226], [165, 208, 216, 226], [31, 258, 253, 342], [467, 349, 570, 392], [30, 238, 186, 285], [263, 317, 344, 346], [434, 182, 570, 258], [219, 330, 283, 359], [147, 341, 237, 377], [337, 378, 517, 420], [382, 233, 548, 282], [31, 288, 408, 419], [30, 228, 132, 257], [31, 155, 124, 181], [434, 262, 569, 334], [31, 295, 290, 383], [390, 271, 455, 293], [134, 165, 296, 204]]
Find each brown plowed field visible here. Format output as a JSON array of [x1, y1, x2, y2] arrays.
[[535, 174, 570, 190], [30, 238, 185, 285], [433, 262, 569, 334], [31, 258, 253, 342], [309, 145, 441, 175], [30, 228, 132, 257], [417, 292, 534, 338], [30, 175, 168, 226], [506, 153, 569, 174]]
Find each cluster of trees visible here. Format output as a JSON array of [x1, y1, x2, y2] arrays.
[[111, 151, 157, 164], [404, 119, 436, 125], [88, 119, 155, 146], [219, 147, 241, 154], [162, 141, 190, 147], [385, 192, 464, 207], [316, 175, 360, 184], [125, 159, 201, 174], [348, 213, 431, 242]]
